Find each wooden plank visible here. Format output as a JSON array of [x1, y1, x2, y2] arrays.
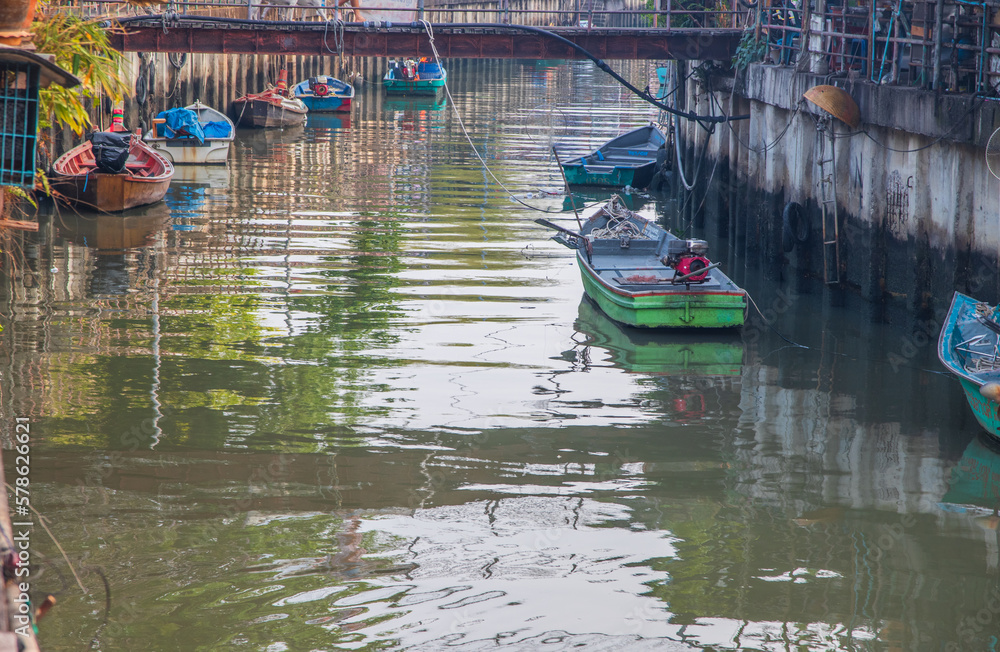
[[0, 220, 38, 232]]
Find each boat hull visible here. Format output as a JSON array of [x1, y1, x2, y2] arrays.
[[957, 376, 1000, 437], [232, 98, 307, 128], [937, 291, 1000, 440], [562, 161, 655, 188], [51, 170, 172, 213], [578, 253, 746, 328], [383, 79, 445, 96], [145, 140, 231, 165], [299, 96, 351, 112], [50, 137, 174, 213], [561, 124, 667, 189]]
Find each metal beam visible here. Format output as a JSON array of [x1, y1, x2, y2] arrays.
[[108, 25, 741, 60]]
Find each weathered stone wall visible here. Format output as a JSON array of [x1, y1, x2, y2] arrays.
[[676, 61, 1000, 318]]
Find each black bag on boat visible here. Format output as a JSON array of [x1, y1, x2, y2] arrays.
[[89, 131, 131, 174]]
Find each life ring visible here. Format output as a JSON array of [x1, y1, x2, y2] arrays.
[[312, 83, 329, 97], [781, 201, 809, 252]]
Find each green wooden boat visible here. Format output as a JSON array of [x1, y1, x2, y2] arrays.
[[574, 297, 743, 375], [383, 59, 446, 96], [540, 196, 746, 329], [938, 291, 1000, 440], [560, 125, 667, 189]]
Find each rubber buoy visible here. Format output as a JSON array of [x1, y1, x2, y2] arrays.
[[782, 201, 809, 252]]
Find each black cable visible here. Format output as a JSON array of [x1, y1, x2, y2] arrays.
[[111, 15, 751, 125]]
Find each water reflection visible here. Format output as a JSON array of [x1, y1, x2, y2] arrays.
[[382, 95, 448, 113], [573, 296, 743, 376], [305, 112, 352, 131], [0, 59, 996, 652], [55, 202, 170, 251]]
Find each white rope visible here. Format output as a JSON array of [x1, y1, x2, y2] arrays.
[[417, 19, 563, 215]]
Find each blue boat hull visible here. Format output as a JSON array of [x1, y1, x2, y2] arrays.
[[300, 95, 351, 112], [938, 291, 1000, 440], [958, 376, 1000, 437]]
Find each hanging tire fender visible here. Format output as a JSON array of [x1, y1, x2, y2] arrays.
[[782, 201, 809, 252]]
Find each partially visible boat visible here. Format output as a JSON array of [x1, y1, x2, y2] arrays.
[[938, 291, 1000, 440], [559, 124, 668, 189], [292, 76, 355, 112], [50, 131, 174, 213], [231, 70, 308, 128], [538, 195, 746, 329], [144, 100, 235, 165], [383, 58, 447, 96]]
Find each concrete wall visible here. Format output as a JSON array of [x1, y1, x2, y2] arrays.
[[676, 61, 1000, 319]]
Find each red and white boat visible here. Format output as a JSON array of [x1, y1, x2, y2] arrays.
[[231, 69, 308, 128]]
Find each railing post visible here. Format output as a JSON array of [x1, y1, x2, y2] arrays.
[[418, 0, 424, 20], [247, 0, 253, 20], [797, 0, 811, 69], [932, 0, 943, 89], [665, 0, 671, 31]]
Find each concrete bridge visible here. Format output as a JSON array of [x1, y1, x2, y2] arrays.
[[100, 0, 745, 60]]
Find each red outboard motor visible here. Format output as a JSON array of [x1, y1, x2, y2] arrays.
[[401, 60, 418, 80], [661, 238, 712, 284]]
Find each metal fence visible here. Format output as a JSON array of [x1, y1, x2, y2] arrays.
[[0, 62, 39, 189], [760, 0, 999, 94]]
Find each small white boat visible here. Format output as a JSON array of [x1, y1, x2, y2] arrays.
[[144, 100, 235, 165]]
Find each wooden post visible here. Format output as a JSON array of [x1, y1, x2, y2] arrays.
[[552, 146, 583, 230]]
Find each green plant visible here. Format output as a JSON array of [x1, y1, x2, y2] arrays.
[[31, 1, 129, 135], [732, 27, 768, 70]]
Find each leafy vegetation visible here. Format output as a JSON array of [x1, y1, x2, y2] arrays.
[[732, 27, 768, 70], [31, 0, 129, 134]]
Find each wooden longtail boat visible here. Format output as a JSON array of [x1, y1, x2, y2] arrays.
[[938, 291, 1000, 440], [292, 76, 355, 112], [144, 100, 235, 165], [231, 91, 307, 128], [231, 71, 307, 128], [540, 195, 746, 329], [560, 125, 668, 189], [50, 132, 174, 213], [383, 59, 447, 96]]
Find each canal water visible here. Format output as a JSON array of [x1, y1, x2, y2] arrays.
[[1, 59, 998, 651]]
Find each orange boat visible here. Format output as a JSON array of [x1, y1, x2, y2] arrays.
[[50, 132, 174, 213]]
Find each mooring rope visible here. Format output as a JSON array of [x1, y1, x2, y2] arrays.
[[417, 19, 584, 216]]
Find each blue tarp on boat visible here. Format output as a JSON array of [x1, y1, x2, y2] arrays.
[[157, 108, 204, 143], [203, 120, 232, 139]]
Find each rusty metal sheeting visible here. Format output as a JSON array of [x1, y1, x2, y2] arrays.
[[108, 25, 741, 61]]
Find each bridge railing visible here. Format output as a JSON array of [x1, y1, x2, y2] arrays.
[[48, 0, 748, 31], [761, 0, 998, 95]]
